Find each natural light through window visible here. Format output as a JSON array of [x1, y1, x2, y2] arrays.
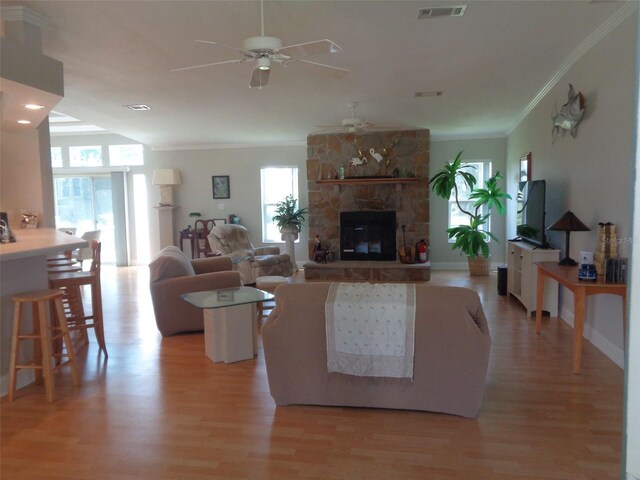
[[109, 144, 144, 166], [69, 146, 103, 167], [261, 166, 298, 243], [51, 147, 63, 168], [448, 161, 492, 242]]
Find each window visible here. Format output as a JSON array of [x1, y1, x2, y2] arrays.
[[261, 166, 299, 243], [448, 161, 492, 242], [109, 144, 143, 166], [51, 147, 63, 168], [69, 146, 103, 167]]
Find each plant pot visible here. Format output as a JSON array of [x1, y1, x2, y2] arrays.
[[467, 256, 490, 276]]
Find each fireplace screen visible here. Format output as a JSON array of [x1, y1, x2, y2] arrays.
[[340, 211, 396, 261]]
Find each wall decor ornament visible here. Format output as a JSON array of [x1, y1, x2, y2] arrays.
[[212, 175, 230, 199], [552, 84, 586, 143], [520, 152, 532, 182]]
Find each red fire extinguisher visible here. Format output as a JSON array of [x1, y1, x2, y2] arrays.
[[418, 240, 427, 263]]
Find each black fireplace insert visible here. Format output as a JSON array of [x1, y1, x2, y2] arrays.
[[340, 211, 396, 261]]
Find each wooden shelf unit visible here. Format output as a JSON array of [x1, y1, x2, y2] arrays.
[[507, 241, 559, 316]]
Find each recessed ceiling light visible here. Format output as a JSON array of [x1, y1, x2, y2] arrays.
[[17, 120, 32, 124], [24, 103, 45, 110], [415, 91, 443, 98], [123, 104, 152, 111]]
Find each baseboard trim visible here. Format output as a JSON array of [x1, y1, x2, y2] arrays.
[[559, 306, 625, 368]]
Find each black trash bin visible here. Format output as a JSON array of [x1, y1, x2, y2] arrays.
[[497, 265, 508, 296]]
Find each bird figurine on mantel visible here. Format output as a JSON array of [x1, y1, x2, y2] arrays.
[[370, 148, 384, 164]]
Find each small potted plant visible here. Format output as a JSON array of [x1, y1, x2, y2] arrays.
[[273, 195, 307, 272], [429, 151, 511, 275], [272, 195, 307, 237]]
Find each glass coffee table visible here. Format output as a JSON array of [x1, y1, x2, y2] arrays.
[[182, 287, 274, 364]]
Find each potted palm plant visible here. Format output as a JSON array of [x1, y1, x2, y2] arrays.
[[272, 195, 307, 272], [430, 151, 511, 275]]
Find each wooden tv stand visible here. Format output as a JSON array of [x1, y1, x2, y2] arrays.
[[507, 241, 559, 315]]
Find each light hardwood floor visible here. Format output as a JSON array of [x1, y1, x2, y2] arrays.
[[1, 267, 624, 479]]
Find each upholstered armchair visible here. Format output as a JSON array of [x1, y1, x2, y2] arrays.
[[149, 246, 242, 336], [208, 224, 293, 284]]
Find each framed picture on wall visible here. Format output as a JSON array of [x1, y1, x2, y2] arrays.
[[520, 152, 532, 182], [212, 175, 230, 199]]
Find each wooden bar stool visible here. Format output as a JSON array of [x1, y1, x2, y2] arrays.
[[48, 240, 108, 357], [8, 289, 81, 402]]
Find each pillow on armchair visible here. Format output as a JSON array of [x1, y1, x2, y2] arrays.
[[208, 224, 293, 284]]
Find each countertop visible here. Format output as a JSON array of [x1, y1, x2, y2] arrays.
[[0, 228, 88, 261]]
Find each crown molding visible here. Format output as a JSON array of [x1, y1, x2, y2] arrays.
[[430, 131, 508, 142], [151, 141, 307, 152], [508, 0, 638, 135], [0, 5, 50, 28]]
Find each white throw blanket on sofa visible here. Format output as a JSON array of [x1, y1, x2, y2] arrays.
[[325, 282, 416, 379]]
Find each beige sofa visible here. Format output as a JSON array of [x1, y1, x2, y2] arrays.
[[207, 224, 292, 284], [149, 246, 242, 336], [262, 283, 491, 418]]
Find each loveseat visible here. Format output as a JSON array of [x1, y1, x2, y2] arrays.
[[262, 283, 491, 418], [207, 224, 292, 284], [149, 246, 242, 336]]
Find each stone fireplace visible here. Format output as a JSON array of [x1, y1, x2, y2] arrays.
[[305, 129, 430, 280]]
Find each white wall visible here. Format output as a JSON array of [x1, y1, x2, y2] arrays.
[[624, 9, 640, 479], [507, 12, 637, 365], [429, 137, 508, 269], [145, 144, 309, 261], [0, 128, 47, 226]]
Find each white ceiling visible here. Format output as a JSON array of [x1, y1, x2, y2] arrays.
[[3, 0, 634, 149]]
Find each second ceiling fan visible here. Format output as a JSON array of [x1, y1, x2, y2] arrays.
[[172, 0, 349, 88]]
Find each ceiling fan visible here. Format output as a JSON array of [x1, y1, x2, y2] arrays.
[[171, 0, 349, 88], [315, 102, 406, 133]]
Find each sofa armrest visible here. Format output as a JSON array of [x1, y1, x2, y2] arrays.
[[190, 255, 233, 274], [255, 246, 280, 255]]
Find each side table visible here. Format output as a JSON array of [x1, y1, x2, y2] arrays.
[[179, 229, 196, 259], [182, 287, 274, 363]]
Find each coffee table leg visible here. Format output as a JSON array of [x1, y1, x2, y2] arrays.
[[203, 304, 256, 363]]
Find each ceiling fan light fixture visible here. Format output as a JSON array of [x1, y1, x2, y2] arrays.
[[257, 57, 271, 71]]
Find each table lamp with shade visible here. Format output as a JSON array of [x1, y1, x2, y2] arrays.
[[547, 210, 590, 266], [152, 169, 181, 206]]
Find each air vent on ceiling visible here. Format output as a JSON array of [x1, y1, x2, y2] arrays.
[[124, 104, 151, 111], [418, 5, 467, 19], [415, 91, 443, 98]]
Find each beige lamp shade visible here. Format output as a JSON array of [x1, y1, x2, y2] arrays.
[[152, 169, 181, 186], [152, 169, 181, 206]]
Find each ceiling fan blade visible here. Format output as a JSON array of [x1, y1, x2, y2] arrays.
[[249, 68, 270, 88], [284, 58, 350, 78], [170, 58, 247, 73], [278, 39, 342, 57], [194, 39, 254, 57]]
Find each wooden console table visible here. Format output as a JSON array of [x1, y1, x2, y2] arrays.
[[535, 262, 627, 374]]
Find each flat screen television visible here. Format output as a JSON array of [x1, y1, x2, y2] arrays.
[[516, 180, 547, 247]]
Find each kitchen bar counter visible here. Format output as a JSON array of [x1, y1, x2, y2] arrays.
[[0, 228, 87, 261], [0, 229, 88, 396]]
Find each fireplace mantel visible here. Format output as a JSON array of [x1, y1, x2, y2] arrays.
[[316, 177, 423, 186]]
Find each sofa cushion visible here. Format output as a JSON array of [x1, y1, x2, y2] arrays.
[[149, 246, 195, 282]]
